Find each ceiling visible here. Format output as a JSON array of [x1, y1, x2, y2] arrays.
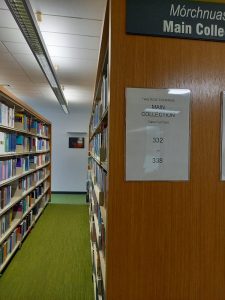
[[0, 0, 106, 113]]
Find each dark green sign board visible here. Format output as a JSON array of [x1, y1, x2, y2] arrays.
[[126, 0, 225, 41]]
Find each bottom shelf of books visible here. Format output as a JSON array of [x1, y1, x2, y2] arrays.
[[0, 187, 50, 273]]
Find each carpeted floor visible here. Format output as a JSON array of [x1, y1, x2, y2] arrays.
[[0, 201, 93, 300], [51, 193, 87, 205]]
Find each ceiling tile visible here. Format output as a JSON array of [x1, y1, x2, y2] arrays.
[[63, 86, 93, 103], [47, 45, 98, 60], [0, 1, 8, 9], [38, 15, 102, 37], [3, 42, 33, 55], [0, 28, 26, 43], [42, 31, 99, 50], [0, 10, 17, 28], [30, 0, 106, 20], [11, 53, 48, 84], [0, 0, 105, 113], [0, 41, 7, 52]]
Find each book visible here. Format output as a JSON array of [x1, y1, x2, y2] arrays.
[[0, 132, 5, 154], [14, 113, 24, 130]]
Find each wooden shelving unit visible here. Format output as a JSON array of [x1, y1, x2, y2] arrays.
[[87, 0, 225, 299], [0, 87, 51, 273], [88, 2, 108, 299]]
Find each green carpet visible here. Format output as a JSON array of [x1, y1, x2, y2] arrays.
[[51, 193, 87, 205], [0, 204, 94, 300]]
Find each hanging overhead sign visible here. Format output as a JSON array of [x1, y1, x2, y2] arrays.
[[126, 0, 225, 42]]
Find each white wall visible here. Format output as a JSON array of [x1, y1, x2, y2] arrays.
[[31, 106, 90, 192]]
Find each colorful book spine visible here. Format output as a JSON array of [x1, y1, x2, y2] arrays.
[[101, 74, 108, 115], [0, 185, 12, 210], [91, 159, 107, 194], [0, 132, 17, 153], [0, 158, 17, 182], [0, 227, 19, 267], [0, 103, 14, 128]]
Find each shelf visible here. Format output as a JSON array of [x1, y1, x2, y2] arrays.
[[92, 272, 97, 300], [99, 250, 106, 291], [0, 198, 49, 273], [93, 243, 101, 279], [21, 200, 48, 243], [93, 184, 104, 207], [93, 214, 101, 240], [0, 171, 50, 217], [90, 172, 104, 207], [0, 124, 50, 140], [0, 161, 50, 188], [90, 108, 108, 140], [90, 152, 107, 173], [100, 206, 106, 226], [0, 183, 50, 244], [0, 87, 51, 274], [0, 149, 50, 158], [101, 161, 108, 172], [92, 243, 104, 298], [0, 241, 20, 273], [90, 152, 101, 165], [88, 2, 108, 298], [33, 200, 48, 223]]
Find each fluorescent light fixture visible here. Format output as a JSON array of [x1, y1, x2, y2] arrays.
[[5, 0, 69, 114], [61, 104, 69, 114]]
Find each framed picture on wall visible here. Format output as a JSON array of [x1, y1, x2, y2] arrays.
[[69, 137, 85, 149]]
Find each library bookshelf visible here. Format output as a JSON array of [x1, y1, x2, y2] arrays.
[[88, 1, 108, 298], [88, 0, 225, 299], [0, 87, 51, 273]]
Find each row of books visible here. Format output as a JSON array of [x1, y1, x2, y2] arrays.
[[10, 168, 48, 201], [99, 222, 106, 258], [0, 172, 48, 211], [92, 198, 106, 256], [16, 168, 48, 194], [89, 125, 108, 162], [0, 105, 50, 138], [30, 152, 50, 167], [92, 245, 104, 298], [0, 185, 11, 210], [30, 119, 49, 137], [0, 132, 50, 154], [90, 134, 101, 159], [90, 197, 105, 257], [15, 113, 49, 137], [0, 185, 49, 239], [0, 208, 35, 267], [0, 209, 11, 238], [101, 123, 108, 162], [33, 193, 49, 215], [90, 73, 108, 134], [0, 226, 19, 267], [90, 158, 107, 195], [101, 74, 108, 116], [92, 102, 102, 132], [0, 153, 50, 182], [0, 159, 17, 182], [0, 103, 14, 128]]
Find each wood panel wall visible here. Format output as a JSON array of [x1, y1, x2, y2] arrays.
[[106, 0, 225, 299]]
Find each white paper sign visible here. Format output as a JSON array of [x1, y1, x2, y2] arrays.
[[221, 93, 225, 180], [126, 88, 191, 181]]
